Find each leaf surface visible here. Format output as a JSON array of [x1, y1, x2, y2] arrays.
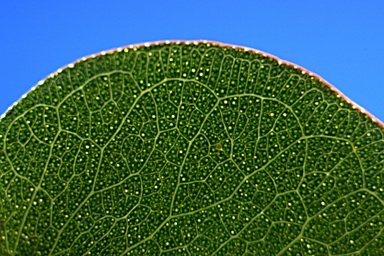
[[1, 41, 384, 255]]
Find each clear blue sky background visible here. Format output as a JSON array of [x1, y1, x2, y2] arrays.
[[1, 1, 383, 121]]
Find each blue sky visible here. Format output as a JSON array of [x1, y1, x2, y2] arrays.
[[1, 1, 383, 122]]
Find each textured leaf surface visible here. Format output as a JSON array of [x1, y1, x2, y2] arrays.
[[1, 41, 384, 255]]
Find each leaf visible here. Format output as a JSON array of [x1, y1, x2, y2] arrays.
[[1, 41, 384, 255]]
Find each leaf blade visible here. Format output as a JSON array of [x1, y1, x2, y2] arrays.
[[1, 41, 383, 255]]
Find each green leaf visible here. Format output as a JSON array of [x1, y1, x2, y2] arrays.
[[1, 41, 384, 255]]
